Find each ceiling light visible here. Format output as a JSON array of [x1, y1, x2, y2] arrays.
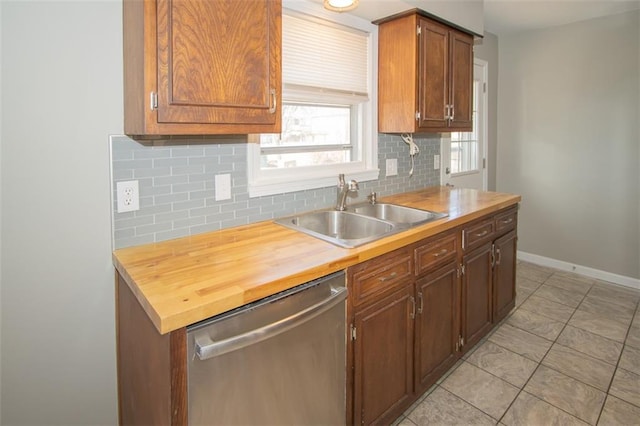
[[323, 0, 359, 13]]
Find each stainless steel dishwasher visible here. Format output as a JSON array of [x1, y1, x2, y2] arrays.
[[186, 271, 347, 425]]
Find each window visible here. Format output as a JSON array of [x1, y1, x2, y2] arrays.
[[248, 4, 378, 197], [450, 81, 480, 175], [260, 103, 353, 169]]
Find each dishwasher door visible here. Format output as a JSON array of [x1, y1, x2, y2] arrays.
[[186, 271, 347, 426]]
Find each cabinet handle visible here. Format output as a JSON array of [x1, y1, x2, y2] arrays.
[[475, 230, 489, 238], [269, 88, 277, 114], [378, 271, 398, 282], [433, 248, 448, 258], [410, 296, 416, 319], [445, 105, 450, 120], [496, 247, 502, 265], [418, 292, 424, 314], [501, 218, 513, 225]]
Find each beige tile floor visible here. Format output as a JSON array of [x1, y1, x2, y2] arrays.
[[395, 261, 640, 426]]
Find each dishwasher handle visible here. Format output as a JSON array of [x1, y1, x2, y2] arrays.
[[194, 285, 347, 361]]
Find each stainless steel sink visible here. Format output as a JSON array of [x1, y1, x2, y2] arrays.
[[275, 211, 395, 248], [350, 203, 448, 226], [275, 203, 448, 248]]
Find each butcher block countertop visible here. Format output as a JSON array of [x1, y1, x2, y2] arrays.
[[113, 187, 521, 334]]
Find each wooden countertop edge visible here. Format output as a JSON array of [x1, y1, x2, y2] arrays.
[[113, 189, 521, 335]]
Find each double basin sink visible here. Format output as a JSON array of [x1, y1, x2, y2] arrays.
[[275, 203, 448, 248]]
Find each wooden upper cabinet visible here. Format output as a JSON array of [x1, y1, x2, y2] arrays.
[[417, 18, 449, 130], [376, 11, 474, 134], [124, 0, 282, 138], [448, 30, 473, 129]]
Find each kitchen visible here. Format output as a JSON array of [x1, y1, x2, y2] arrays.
[[1, 0, 639, 425]]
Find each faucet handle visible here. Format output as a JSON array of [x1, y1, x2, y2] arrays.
[[348, 180, 359, 191], [367, 191, 377, 204]]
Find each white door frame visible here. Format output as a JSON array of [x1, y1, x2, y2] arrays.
[[440, 58, 488, 190]]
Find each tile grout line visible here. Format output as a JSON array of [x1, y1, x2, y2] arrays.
[[597, 298, 640, 420], [496, 271, 591, 425], [522, 270, 640, 424], [509, 266, 640, 423]]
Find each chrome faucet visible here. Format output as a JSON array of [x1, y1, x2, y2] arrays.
[[336, 174, 359, 211]]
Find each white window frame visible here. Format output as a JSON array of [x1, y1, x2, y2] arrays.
[[248, 0, 378, 198]]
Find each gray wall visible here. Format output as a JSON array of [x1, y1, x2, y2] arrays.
[[1, 1, 121, 424], [474, 32, 499, 191], [496, 10, 640, 279], [112, 135, 441, 249]]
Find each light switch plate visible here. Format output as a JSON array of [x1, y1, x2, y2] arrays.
[[215, 174, 232, 201], [386, 158, 398, 177]]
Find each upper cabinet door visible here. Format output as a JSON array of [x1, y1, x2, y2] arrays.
[[124, 0, 282, 138], [417, 18, 449, 130], [376, 11, 474, 134], [448, 30, 473, 129]]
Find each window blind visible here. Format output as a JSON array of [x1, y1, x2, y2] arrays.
[[282, 13, 369, 98]]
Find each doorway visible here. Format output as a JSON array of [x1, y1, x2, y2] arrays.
[[440, 59, 488, 190]]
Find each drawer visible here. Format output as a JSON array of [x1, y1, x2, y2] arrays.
[[349, 248, 412, 307], [495, 208, 518, 233], [462, 218, 495, 250], [415, 233, 458, 276]]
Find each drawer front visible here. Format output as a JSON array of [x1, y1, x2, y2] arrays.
[[462, 218, 495, 250], [495, 208, 518, 233], [415, 233, 458, 276], [350, 249, 412, 307]]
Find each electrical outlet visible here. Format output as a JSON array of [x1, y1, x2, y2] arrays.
[[434, 155, 440, 170], [116, 180, 140, 213], [386, 158, 398, 177], [215, 174, 232, 201]]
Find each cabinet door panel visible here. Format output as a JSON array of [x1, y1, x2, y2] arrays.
[[157, 0, 279, 125], [448, 30, 473, 129], [461, 243, 493, 352], [353, 288, 414, 426], [415, 262, 459, 394], [493, 230, 517, 323], [418, 18, 449, 130]]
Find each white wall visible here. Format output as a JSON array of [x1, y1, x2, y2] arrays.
[[497, 10, 640, 280], [1, 1, 121, 424]]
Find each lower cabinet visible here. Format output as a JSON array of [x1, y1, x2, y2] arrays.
[[414, 261, 459, 394], [461, 242, 494, 352], [352, 287, 415, 426], [348, 206, 518, 425], [493, 230, 518, 323]]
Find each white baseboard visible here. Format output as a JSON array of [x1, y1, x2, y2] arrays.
[[517, 251, 640, 291]]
